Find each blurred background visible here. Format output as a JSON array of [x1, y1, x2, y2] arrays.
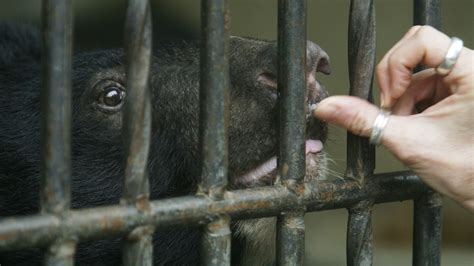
[[1, 0, 472, 265]]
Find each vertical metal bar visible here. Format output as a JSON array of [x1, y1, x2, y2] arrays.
[[346, 0, 376, 265], [412, 193, 443, 266], [41, 0, 75, 264], [412, 2, 443, 265], [277, 0, 307, 265], [346, 201, 374, 266], [201, 216, 232, 266], [122, 0, 153, 265], [277, 0, 307, 186], [199, 0, 231, 265], [277, 211, 305, 266], [200, 0, 230, 200], [414, 0, 442, 28]]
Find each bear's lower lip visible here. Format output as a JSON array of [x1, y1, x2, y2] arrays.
[[233, 140, 323, 188]]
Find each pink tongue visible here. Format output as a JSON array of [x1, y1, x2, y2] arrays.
[[305, 140, 323, 154]]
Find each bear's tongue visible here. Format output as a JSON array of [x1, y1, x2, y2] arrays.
[[305, 139, 323, 155], [234, 140, 323, 187]]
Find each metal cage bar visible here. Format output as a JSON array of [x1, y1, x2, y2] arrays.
[[412, 1, 443, 265], [346, 0, 376, 265], [40, 0, 75, 265], [0, 171, 431, 251], [122, 0, 153, 265], [276, 0, 307, 264], [199, 0, 231, 264]]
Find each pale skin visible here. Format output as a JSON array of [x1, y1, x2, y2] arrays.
[[314, 26, 474, 212]]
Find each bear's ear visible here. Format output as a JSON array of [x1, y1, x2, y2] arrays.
[[0, 22, 41, 67]]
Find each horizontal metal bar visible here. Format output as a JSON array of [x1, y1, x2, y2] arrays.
[[0, 171, 430, 251]]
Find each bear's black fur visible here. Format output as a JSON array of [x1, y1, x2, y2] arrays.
[[0, 22, 330, 265]]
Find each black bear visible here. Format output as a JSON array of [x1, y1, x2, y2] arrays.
[[0, 22, 330, 265]]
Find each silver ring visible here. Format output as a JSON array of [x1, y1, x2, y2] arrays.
[[435, 37, 463, 76], [369, 109, 391, 146]]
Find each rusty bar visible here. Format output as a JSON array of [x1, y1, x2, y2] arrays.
[[276, 212, 305, 265], [277, 0, 307, 185], [277, 0, 307, 264], [199, 0, 230, 199], [41, 0, 75, 265], [346, 201, 374, 266], [346, 0, 376, 181], [199, 0, 231, 265], [346, 0, 376, 265], [412, 1, 443, 265], [201, 216, 232, 266], [121, 0, 153, 265], [0, 171, 431, 251], [414, 0, 441, 28], [413, 192, 443, 266]]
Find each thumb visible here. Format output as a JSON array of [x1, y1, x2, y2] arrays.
[[314, 96, 426, 167], [314, 96, 409, 151], [314, 96, 379, 137]]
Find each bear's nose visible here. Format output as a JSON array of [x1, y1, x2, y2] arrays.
[[306, 41, 330, 76], [256, 41, 330, 100], [306, 41, 330, 105]]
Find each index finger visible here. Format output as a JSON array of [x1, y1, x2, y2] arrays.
[[376, 26, 451, 108]]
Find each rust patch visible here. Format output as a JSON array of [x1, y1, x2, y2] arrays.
[[135, 195, 151, 212], [100, 216, 126, 231]]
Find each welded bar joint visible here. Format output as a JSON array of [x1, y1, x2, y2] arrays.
[[121, 0, 153, 265], [40, 0, 75, 265]]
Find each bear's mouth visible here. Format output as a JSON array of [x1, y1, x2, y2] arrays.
[[232, 139, 324, 188]]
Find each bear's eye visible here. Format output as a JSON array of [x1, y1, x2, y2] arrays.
[[103, 87, 124, 107], [96, 84, 126, 112]]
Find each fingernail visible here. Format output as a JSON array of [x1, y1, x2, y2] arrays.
[[314, 99, 336, 117]]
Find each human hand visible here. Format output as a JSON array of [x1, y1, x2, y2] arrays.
[[314, 26, 474, 211]]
